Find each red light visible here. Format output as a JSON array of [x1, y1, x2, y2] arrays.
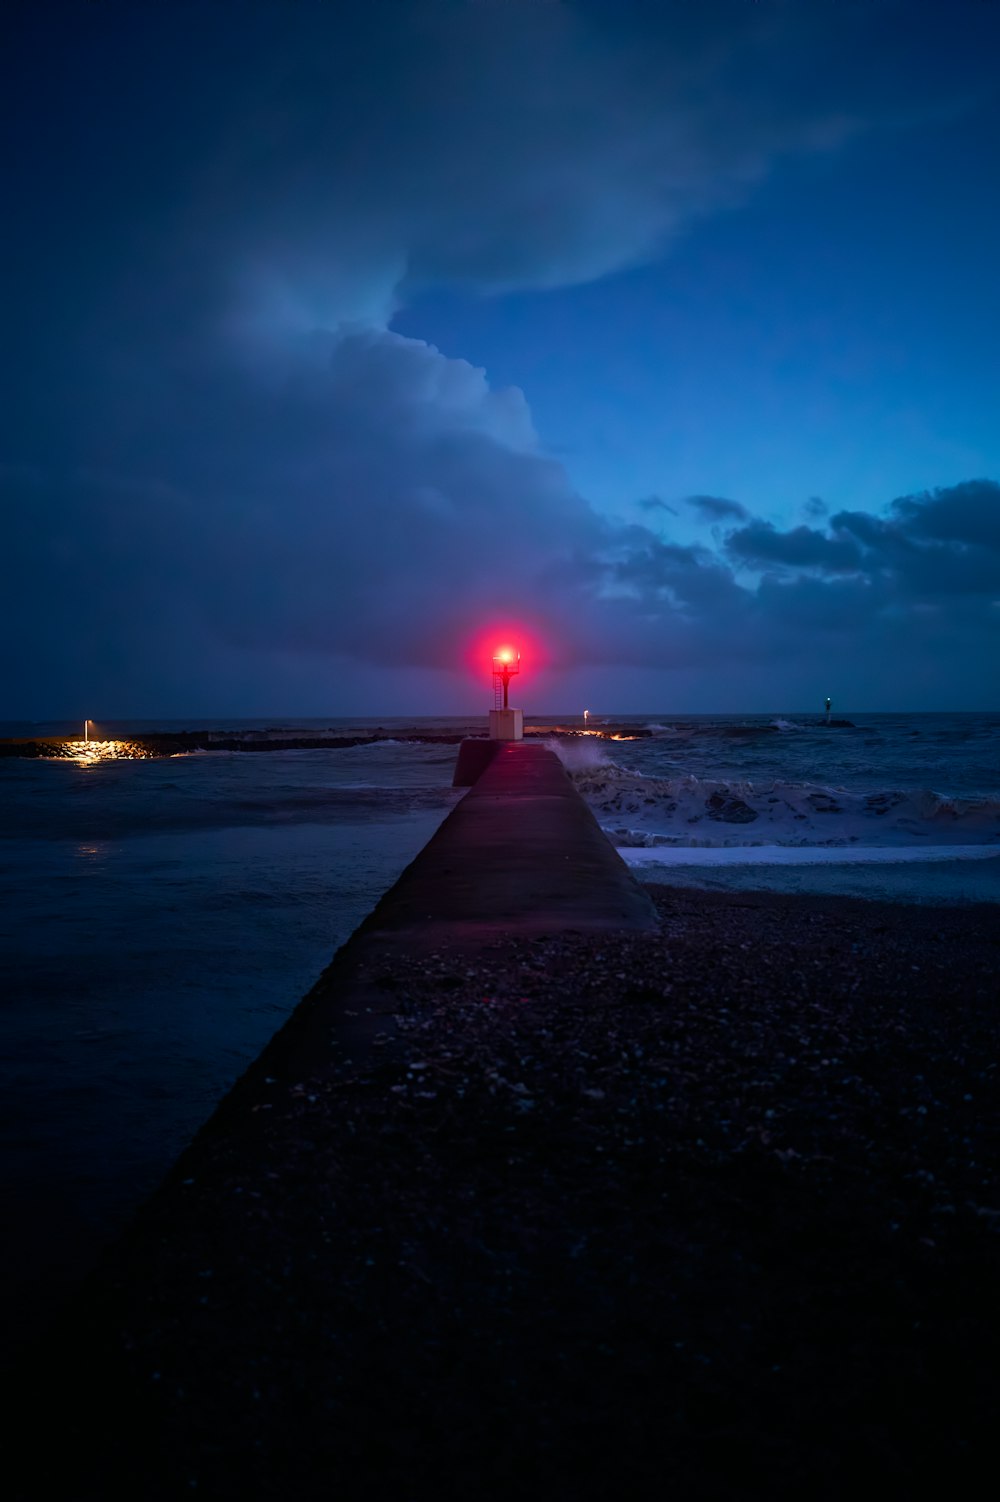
[[491, 645, 520, 709], [465, 622, 548, 687]]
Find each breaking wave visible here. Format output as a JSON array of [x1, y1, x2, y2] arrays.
[[545, 737, 616, 772], [569, 763, 1000, 849]]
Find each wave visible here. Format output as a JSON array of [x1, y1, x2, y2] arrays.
[[545, 737, 617, 772], [569, 764, 1000, 849], [640, 720, 789, 741], [637, 718, 858, 741], [622, 845, 1000, 867]]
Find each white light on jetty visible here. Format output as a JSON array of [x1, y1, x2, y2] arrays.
[[584, 709, 589, 723], [65, 726, 149, 765]]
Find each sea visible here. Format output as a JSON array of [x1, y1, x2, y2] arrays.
[[2, 710, 998, 1347]]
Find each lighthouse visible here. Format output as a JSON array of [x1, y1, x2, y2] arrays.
[[489, 648, 523, 740]]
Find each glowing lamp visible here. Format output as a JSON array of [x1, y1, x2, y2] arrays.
[[491, 648, 520, 706]]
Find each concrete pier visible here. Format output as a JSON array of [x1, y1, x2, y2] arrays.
[[14, 742, 656, 1499], [388, 741, 657, 936], [211, 741, 654, 1087], [12, 745, 1000, 1501]]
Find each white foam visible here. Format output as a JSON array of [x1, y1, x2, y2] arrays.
[[573, 765, 1000, 849], [546, 737, 615, 772], [621, 845, 1000, 867]]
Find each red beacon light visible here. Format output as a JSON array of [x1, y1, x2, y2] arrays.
[[489, 647, 523, 741]]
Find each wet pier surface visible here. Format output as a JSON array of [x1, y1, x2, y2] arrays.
[[388, 740, 658, 935]]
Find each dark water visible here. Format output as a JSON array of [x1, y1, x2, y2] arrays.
[[0, 740, 461, 1348], [622, 710, 1000, 797]]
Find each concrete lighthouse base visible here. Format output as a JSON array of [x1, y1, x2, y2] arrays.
[[452, 708, 524, 786], [489, 707, 523, 741]]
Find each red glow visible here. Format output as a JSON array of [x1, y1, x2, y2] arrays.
[[465, 621, 549, 682]]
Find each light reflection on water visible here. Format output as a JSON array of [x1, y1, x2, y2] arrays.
[[74, 842, 110, 863]]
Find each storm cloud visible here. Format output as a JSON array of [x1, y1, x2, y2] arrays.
[[188, 0, 868, 322], [726, 521, 865, 573], [1, 0, 997, 713]]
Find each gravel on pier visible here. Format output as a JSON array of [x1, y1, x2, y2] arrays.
[[18, 886, 1000, 1501]]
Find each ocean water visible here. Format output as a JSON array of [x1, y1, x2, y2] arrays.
[[550, 710, 1000, 901], [0, 736, 463, 1348], [1, 710, 998, 1346]]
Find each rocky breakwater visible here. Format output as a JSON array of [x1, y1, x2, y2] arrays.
[[525, 724, 655, 742], [0, 730, 474, 760]]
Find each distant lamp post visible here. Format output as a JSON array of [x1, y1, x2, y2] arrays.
[[489, 647, 523, 741], [84, 718, 91, 742]]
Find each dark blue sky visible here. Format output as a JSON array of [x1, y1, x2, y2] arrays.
[[3, 0, 999, 716]]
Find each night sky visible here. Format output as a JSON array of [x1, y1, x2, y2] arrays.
[[3, 0, 999, 717]]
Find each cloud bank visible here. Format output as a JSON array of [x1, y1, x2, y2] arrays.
[[2, 0, 996, 712]]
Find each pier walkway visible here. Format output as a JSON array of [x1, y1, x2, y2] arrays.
[[13, 747, 1000, 1500], [203, 740, 655, 1090], [368, 740, 657, 938], [15, 741, 660, 1500]]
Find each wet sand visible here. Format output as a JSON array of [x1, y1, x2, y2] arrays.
[[13, 884, 1000, 1500]]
